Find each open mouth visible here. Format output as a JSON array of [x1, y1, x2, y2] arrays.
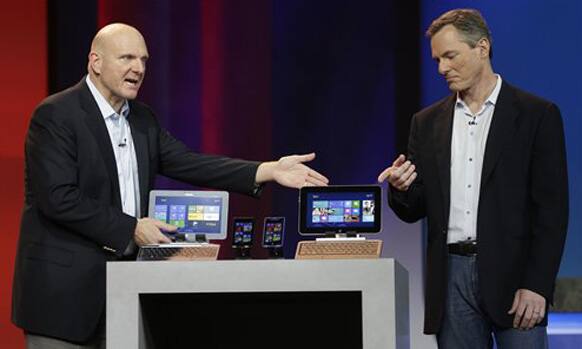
[[124, 78, 140, 87]]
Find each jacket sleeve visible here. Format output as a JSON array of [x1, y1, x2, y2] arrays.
[[157, 127, 262, 197], [388, 113, 427, 223], [522, 103, 569, 300], [26, 103, 136, 255]]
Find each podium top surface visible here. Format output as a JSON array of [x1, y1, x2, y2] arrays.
[[107, 258, 407, 294]]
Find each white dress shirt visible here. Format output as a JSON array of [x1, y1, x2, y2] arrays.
[[447, 75, 502, 244], [86, 76, 141, 218]]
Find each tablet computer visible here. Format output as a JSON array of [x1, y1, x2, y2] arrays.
[[299, 185, 382, 236], [149, 190, 229, 240]]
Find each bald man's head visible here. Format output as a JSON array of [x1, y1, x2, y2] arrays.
[[87, 23, 149, 112], [90, 23, 145, 54]]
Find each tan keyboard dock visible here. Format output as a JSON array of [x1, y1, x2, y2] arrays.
[[295, 239, 383, 260]]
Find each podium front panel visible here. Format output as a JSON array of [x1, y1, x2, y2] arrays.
[[106, 259, 409, 349]]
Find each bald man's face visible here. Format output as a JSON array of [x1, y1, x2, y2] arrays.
[[89, 28, 149, 107]]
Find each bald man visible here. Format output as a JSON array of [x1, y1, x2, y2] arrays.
[[12, 23, 328, 348]]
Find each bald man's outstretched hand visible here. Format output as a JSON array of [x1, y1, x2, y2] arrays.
[[255, 153, 329, 189]]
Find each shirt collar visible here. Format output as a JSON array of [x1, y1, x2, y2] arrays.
[[455, 74, 503, 110], [85, 75, 130, 120]]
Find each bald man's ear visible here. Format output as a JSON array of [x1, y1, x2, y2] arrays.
[[88, 52, 102, 75]]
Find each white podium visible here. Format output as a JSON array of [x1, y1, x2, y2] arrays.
[[107, 259, 409, 349]]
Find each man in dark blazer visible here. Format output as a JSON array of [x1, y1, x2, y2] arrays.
[[378, 9, 568, 348], [12, 23, 328, 348]]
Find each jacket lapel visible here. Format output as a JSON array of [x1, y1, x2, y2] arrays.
[[434, 95, 456, 221], [481, 82, 520, 188], [127, 106, 150, 217], [78, 80, 123, 208]]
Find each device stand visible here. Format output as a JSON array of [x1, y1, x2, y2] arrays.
[[183, 233, 209, 243], [234, 246, 251, 259], [267, 247, 284, 259], [316, 233, 366, 241]]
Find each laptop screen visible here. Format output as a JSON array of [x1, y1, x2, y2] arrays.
[[299, 185, 382, 235], [149, 190, 229, 240]]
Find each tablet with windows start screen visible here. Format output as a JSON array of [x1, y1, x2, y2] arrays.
[[299, 185, 382, 236]]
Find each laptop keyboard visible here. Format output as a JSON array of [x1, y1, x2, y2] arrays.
[[295, 240, 382, 260], [137, 244, 220, 261]]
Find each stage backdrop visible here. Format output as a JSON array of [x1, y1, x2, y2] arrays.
[[0, 2, 47, 348]]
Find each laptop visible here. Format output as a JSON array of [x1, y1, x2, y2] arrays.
[[136, 190, 229, 261], [295, 185, 383, 259]]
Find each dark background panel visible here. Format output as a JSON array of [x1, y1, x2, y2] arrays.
[[271, 0, 408, 256], [48, 0, 97, 94]]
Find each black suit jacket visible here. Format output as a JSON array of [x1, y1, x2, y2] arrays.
[[389, 81, 568, 334], [12, 80, 261, 342]]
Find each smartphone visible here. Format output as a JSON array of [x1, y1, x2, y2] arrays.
[[232, 217, 254, 248], [262, 217, 285, 248]]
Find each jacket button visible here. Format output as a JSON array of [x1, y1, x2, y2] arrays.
[[441, 228, 447, 235]]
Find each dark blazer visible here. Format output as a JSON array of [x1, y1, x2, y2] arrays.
[[12, 80, 261, 342], [389, 81, 568, 334]]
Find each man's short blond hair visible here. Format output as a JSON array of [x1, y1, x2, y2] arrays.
[[426, 9, 493, 58]]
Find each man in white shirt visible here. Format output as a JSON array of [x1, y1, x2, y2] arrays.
[[378, 9, 568, 348]]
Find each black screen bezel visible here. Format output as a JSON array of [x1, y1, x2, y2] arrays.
[[232, 217, 255, 248], [299, 185, 382, 236], [261, 217, 286, 248]]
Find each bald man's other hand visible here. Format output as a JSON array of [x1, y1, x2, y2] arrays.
[[134, 218, 174, 246], [377, 154, 417, 191]]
